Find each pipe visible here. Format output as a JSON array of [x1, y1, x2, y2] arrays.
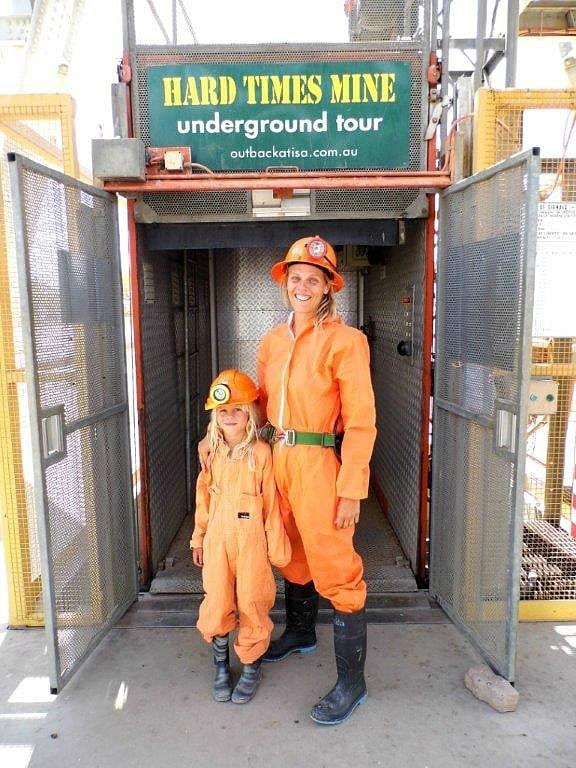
[[440, 0, 451, 154], [103, 171, 453, 194], [416, 122, 438, 586], [183, 250, 191, 512], [127, 198, 152, 588], [474, 0, 488, 91], [506, 0, 520, 87], [208, 249, 218, 379]]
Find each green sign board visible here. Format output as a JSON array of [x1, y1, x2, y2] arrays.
[[147, 61, 411, 171]]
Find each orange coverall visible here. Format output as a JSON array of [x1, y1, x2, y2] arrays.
[[256, 315, 377, 613], [191, 439, 291, 663]]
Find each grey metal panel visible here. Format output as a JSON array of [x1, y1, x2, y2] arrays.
[[9, 154, 137, 691], [430, 151, 539, 681], [364, 221, 425, 569]]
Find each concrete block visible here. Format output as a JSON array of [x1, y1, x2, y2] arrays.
[[92, 138, 146, 180], [464, 665, 519, 712]]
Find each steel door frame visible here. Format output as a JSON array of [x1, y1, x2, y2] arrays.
[[8, 153, 138, 692], [430, 149, 539, 681]]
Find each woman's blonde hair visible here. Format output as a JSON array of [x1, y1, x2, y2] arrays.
[[207, 401, 259, 467], [280, 266, 337, 325]]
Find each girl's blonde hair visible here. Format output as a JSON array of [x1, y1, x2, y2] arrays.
[[207, 401, 259, 467], [280, 268, 337, 325]]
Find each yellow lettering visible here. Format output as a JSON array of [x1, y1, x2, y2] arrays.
[[162, 77, 182, 106], [330, 72, 398, 103], [219, 76, 237, 105], [330, 74, 349, 103], [305, 75, 322, 105], [243, 75, 258, 104], [386, 73, 396, 102], [270, 75, 291, 104], [362, 73, 379, 103], [200, 76, 219, 106], [183, 77, 200, 106], [351, 73, 361, 103]]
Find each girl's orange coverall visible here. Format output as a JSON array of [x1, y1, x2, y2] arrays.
[[191, 439, 291, 663], [257, 315, 377, 614]]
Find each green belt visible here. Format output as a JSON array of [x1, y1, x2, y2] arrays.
[[260, 425, 336, 448]]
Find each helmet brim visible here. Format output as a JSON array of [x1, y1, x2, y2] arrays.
[[204, 393, 260, 411]]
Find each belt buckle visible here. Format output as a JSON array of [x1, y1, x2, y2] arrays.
[[284, 429, 296, 446]]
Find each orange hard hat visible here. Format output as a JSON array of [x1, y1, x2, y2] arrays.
[[204, 369, 260, 411], [270, 235, 344, 292]]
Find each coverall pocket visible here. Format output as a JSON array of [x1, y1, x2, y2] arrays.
[[236, 493, 266, 548]]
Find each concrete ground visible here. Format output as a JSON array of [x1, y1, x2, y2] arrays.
[[1, 613, 575, 768]]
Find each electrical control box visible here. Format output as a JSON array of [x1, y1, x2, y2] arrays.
[[527, 378, 558, 414]]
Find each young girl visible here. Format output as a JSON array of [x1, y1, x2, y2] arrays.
[[191, 369, 291, 705]]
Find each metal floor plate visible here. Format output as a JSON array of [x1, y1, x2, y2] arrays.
[[149, 493, 418, 594]]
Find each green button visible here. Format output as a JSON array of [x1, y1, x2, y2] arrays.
[[546, 394, 555, 402]]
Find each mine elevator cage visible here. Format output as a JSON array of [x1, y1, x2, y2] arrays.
[[5, 0, 541, 691], [110, 0, 442, 589]]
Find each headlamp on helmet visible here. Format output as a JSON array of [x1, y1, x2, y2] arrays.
[[204, 369, 260, 411]]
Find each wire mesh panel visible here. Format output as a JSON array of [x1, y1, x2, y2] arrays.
[[430, 151, 539, 681], [9, 155, 137, 691]]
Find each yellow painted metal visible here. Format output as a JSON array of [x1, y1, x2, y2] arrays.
[[0, 162, 43, 627], [0, 93, 79, 627], [519, 600, 576, 622], [0, 94, 78, 177], [474, 89, 576, 617], [473, 88, 576, 172]]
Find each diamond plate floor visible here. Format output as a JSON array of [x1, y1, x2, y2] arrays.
[[149, 492, 418, 594]]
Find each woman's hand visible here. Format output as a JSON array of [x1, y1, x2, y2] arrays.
[[334, 498, 360, 529], [192, 547, 203, 567], [198, 434, 212, 472]]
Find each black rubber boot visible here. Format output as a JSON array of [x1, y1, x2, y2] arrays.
[[211, 635, 232, 702], [263, 580, 319, 663], [231, 658, 263, 704], [310, 609, 367, 725]]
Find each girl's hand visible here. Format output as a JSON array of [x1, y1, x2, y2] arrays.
[[334, 498, 360, 529], [192, 547, 204, 567], [198, 435, 212, 471]]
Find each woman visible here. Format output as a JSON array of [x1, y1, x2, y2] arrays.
[[201, 235, 376, 725]]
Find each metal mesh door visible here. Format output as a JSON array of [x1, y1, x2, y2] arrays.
[[8, 155, 138, 692], [430, 150, 539, 681]]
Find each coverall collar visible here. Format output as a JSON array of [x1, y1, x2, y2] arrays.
[[286, 311, 342, 338]]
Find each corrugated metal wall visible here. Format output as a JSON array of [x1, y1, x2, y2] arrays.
[[364, 221, 425, 568]]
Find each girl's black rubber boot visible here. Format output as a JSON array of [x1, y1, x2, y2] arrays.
[[231, 658, 263, 704], [212, 635, 232, 702]]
